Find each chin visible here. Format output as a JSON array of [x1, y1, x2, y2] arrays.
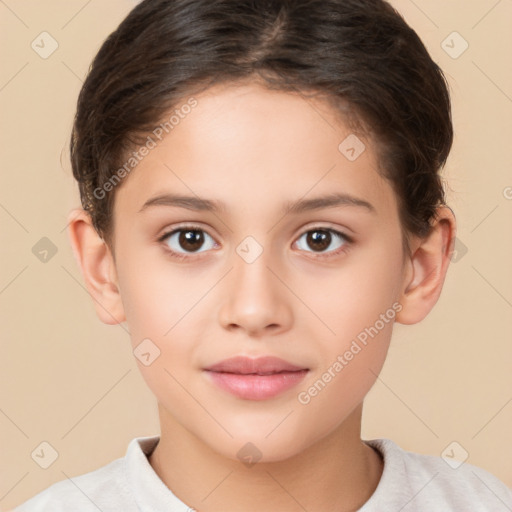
[[197, 422, 317, 465]]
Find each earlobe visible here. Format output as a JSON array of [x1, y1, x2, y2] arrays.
[[395, 206, 456, 325], [66, 208, 126, 325]]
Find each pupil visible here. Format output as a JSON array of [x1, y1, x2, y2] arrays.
[[308, 230, 330, 251], [177, 230, 331, 253], [179, 230, 204, 252]]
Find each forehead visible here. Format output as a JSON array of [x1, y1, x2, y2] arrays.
[[114, 81, 399, 221]]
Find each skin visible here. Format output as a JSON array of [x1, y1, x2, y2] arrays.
[[68, 80, 456, 512]]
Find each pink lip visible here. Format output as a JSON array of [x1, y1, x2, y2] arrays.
[[205, 356, 306, 374], [203, 356, 309, 400]]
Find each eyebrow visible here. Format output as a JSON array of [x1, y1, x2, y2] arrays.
[[138, 192, 376, 215]]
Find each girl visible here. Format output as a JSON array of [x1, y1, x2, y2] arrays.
[[14, 0, 512, 510]]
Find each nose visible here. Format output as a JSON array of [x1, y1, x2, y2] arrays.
[[217, 247, 293, 337]]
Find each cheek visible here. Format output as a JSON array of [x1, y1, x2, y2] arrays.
[[295, 308, 395, 443], [115, 251, 213, 385], [116, 250, 209, 342], [295, 236, 402, 405], [294, 338, 389, 447], [304, 241, 403, 343]]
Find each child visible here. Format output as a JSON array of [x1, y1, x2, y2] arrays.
[[14, 0, 512, 510]]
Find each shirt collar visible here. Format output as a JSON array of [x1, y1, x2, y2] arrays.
[[125, 436, 401, 511], [126, 435, 196, 511]]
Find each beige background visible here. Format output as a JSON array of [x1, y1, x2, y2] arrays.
[[1, 0, 511, 509]]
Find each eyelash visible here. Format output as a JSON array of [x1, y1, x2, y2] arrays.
[[157, 224, 353, 262]]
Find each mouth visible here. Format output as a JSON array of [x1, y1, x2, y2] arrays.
[[203, 356, 309, 400]]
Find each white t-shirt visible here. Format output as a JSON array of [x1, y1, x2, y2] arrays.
[[13, 435, 512, 511]]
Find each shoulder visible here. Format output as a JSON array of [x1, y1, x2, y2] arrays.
[[13, 459, 131, 512], [363, 438, 512, 511], [12, 437, 158, 512]]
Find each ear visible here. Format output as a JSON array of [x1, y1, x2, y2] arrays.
[[395, 206, 456, 325], [67, 208, 126, 325]]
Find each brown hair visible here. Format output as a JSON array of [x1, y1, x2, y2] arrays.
[[70, 0, 453, 253]]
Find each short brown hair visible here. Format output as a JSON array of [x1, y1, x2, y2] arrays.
[[71, 0, 453, 252]]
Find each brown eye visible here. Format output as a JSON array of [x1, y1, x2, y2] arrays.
[[295, 228, 350, 256], [177, 230, 204, 252], [306, 230, 331, 252], [161, 227, 216, 255]]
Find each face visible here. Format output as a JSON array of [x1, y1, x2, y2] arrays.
[[110, 81, 408, 462]]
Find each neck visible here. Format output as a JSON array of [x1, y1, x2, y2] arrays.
[[148, 404, 383, 512]]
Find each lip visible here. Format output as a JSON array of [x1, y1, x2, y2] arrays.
[[203, 356, 309, 400]]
